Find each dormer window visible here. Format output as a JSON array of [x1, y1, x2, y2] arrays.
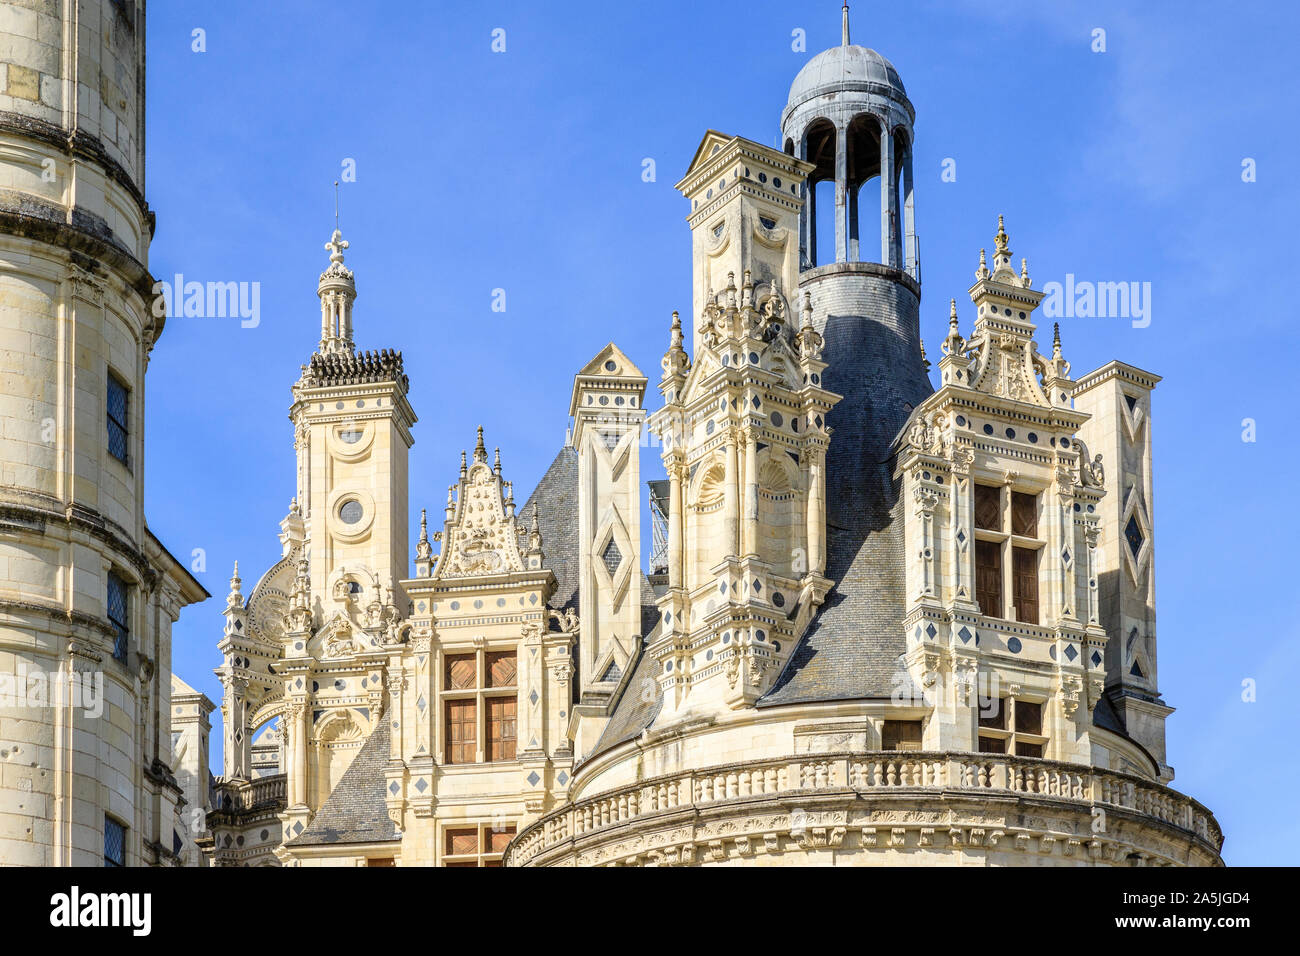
[[973, 485, 1043, 625]]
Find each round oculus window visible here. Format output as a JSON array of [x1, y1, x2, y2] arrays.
[[338, 500, 364, 525]]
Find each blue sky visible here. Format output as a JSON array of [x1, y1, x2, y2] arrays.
[[143, 1, 1299, 865]]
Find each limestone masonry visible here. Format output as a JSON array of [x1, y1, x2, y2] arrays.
[[0, 2, 1222, 867]]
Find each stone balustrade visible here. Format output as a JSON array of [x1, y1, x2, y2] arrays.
[[505, 752, 1222, 867], [212, 773, 287, 815]]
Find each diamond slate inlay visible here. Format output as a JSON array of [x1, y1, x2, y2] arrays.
[[414, 777, 428, 793], [557, 771, 569, 786], [958, 626, 972, 644], [1065, 644, 1078, 662], [526, 771, 541, 787], [529, 690, 539, 706], [1091, 651, 1103, 666], [389, 781, 400, 795]]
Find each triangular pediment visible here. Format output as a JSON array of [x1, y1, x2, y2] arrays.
[[576, 342, 645, 380], [681, 130, 737, 180]]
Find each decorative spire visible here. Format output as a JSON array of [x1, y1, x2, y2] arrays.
[[1047, 321, 1072, 382], [661, 309, 690, 390], [416, 508, 432, 562], [942, 298, 966, 355], [494, 445, 502, 475], [976, 248, 989, 280], [318, 227, 356, 356], [796, 291, 823, 361], [527, 503, 543, 554], [459, 449, 467, 478], [226, 561, 243, 609], [919, 336, 930, 373], [842, 3, 851, 45], [473, 425, 488, 464], [1021, 257, 1032, 288], [992, 215, 1014, 275]]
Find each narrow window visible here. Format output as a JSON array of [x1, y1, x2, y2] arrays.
[[444, 699, 476, 764], [486, 696, 516, 762], [1010, 491, 1038, 537], [107, 370, 129, 466], [1012, 546, 1039, 624], [1014, 700, 1044, 756], [973, 483, 1001, 531], [104, 816, 126, 867], [881, 719, 923, 751], [975, 540, 1002, 618], [107, 571, 129, 663]]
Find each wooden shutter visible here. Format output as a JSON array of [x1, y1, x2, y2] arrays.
[[445, 827, 479, 856], [486, 652, 517, 688], [1011, 491, 1038, 537], [486, 696, 517, 762], [445, 654, 476, 690], [975, 540, 1002, 618], [445, 699, 476, 764], [1012, 547, 1039, 624], [487, 825, 516, 854], [974, 484, 1001, 531], [881, 720, 923, 751]]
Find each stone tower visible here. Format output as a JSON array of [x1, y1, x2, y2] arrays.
[[508, 6, 1221, 868], [0, 0, 208, 866], [778, 6, 931, 614]]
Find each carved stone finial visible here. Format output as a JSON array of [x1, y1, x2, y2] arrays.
[[460, 449, 468, 477], [976, 247, 989, 280], [995, 215, 1009, 255], [416, 508, 432, 562], [1021, 257, 1032, 288], [227, 561, 243, 609], [325, 228, 349, 267], [494, 446, 502, 475], [1053, 322, 1062, 359], [942, 298, 965, 356], [473, 425, 488, 464]]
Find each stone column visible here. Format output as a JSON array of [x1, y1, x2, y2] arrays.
[[292, 701, 308, 808], [724, 430, 740, 558], [902, 144, 916, 277], [880, 125, 896, 268], [806, 448, 825, 575], [835, 124, 848, 263], [668, 459, 685, 587], [742, 427, 759, 558]]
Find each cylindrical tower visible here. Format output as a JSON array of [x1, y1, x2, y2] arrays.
[[1, 1, 197, 867], [780, 7, 930, 536]]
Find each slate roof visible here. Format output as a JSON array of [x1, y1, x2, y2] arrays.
[[289, 720, 396, 847], [519, 446, 580, 613], [760, 310, 931, 705]]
